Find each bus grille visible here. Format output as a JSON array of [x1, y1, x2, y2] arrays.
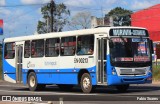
[[120, 68, 146, 75]]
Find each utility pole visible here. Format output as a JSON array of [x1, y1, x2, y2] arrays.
[[46, 16, 49, 33], [101, 6, 104, 26], [50, 0, 55, 32]]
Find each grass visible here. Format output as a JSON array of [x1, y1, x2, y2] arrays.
[[152, 64, 160, 81]]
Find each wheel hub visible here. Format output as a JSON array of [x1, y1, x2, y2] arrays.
[[30, 76, 35, 87], [83, 77, 90, 89]]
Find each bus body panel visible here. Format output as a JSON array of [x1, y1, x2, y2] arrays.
[[3, 60, 16, 83], [3, 74, 16, 83], [22, 67, 97, 85], [3, 60, 16, 73]]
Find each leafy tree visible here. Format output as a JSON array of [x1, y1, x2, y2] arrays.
[[68, 12, 91, 30], [105, 7, 132, 26], [37, 1, 70, 34]]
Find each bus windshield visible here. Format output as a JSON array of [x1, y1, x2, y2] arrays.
[[110, 38, 151, 63]]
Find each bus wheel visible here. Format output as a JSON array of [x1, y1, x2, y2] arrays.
[[28, 72, 45, 91], [80, 73, 92, 93], [58, 84, 74, 91], [116, 84, 129, 92]]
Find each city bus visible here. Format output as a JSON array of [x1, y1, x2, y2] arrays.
[[2, 27, 153, 93]]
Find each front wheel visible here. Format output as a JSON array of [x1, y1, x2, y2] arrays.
[[28, 72, 46, 91], [80, 73, 93, 93], [116, 84, 129, 92]]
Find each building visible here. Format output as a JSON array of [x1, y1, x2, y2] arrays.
[[131, 4, 160, 60], [91, 16, 111, 28]]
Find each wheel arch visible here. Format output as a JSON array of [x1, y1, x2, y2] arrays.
[[78, 69, 90, 84], [27, 69, 36, 84]]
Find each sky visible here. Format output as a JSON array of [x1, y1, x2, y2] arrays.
[[0, 0, 160, 41]]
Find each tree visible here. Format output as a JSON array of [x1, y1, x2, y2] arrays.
[[105, 7, 132, 26], [37, 1, 70, 34], [68, 12, 91, 30]]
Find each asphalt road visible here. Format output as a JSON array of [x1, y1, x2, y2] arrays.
[[0, 80, 160, 104]]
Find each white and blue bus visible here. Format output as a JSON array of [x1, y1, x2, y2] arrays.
[[2, 27, 153, 93]]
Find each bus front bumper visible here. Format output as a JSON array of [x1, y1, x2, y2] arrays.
[[107, 73, 152, 85]]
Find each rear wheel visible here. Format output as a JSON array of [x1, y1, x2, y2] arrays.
[[80, 73, 93, 93], [28, 72, 46, 91], [116, 84, 129, 92], [58, 84, 74, 91]]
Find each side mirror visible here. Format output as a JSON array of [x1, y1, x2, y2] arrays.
[[149, 39, 154, 54], [109, 40, 114, 48]]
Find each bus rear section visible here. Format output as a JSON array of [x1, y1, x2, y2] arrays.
[[3, 41, 23, 84]]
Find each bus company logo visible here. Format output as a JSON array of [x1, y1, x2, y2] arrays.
[[44, 61, 57, 66], [27, 61, 35, 68]]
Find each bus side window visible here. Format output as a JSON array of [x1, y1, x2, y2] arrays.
[[24, 41, 30, 58], [77, 35, 94, 55], [31, 39, 44, 57], [45, 38, 60, 57], [4, 51, 8, 59], [4, 42, 15, 59], [31, 48, 36, 56], [61, 36, 76, 56], [4, 45, 8, 58]]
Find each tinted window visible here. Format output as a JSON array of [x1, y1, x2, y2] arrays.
[[61, 36, 76, 56], [31, 39, 44, 57], [4, 42, 15, 59], [24, 41, 30, 58], [45, 38, 60, 57], [77, 35, 94, 55]]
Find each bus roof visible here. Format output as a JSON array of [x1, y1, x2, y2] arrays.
[[4, 26, 147, 43]]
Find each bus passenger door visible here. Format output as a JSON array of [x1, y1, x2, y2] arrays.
[[97, 38, 107, 84], [16, 44, 23, 83]]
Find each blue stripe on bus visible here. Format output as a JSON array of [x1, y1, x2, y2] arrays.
[[107, 54, 112, 75], [3, 60, 16, 73], [22, 66, 96, 73], [3, 59, 97, 85], [107, 74, 152, 85], [22, 66, 97, 85], [5, 73, 16, 81]]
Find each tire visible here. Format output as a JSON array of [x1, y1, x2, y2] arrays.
[[80, 73, 93, 93], [28, 72, 46, 91], [58, 84, 74, 91], [116, 84, 129, 92]]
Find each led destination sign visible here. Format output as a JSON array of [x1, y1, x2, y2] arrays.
[[110, 29, 148, 36]]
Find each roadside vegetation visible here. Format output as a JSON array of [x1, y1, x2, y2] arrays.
[[0, 53, 2, 80], [152, 64, 160, 81]]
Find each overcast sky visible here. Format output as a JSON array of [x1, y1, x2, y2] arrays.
[[0, 0, 160, 40]]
